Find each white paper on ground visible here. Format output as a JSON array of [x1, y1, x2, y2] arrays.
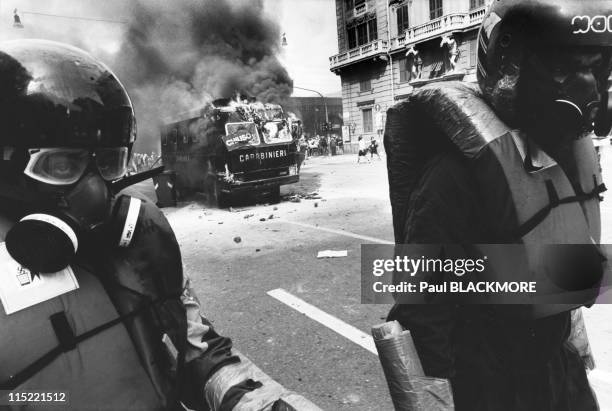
[[0, 242, 79, 315], [317, 250, 348, 258]]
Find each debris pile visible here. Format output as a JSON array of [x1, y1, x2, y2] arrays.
[[282, 192, 323, 203], [316, 250, 348, 258]]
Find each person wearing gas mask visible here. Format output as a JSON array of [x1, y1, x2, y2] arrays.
[[384, 1, 611, 410], [0, 39, 289, 411]]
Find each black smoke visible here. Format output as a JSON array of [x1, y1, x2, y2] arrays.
[[113, 0, 293, 151], [1, 0, 293, 152]]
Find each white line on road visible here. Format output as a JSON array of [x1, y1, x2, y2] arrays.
[[267, 288, 378, 355], [268, 289, 612, 401], [279, 220, 394, 245]]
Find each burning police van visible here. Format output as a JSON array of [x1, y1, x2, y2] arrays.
[[160, 97, 300, 206]]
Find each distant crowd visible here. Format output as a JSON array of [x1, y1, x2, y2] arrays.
[[298, 134, 344, 157], [128, 152, 161, 174]]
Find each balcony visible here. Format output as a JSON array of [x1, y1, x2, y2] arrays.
[[345, 3, 368, 20], [388, 6, 486, 51], [329, 39, 389, 71], [329, 6, 488, 72]]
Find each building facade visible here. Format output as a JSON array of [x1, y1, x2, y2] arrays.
[[284, 96, 343, 138], [330, 0, 491, 150]]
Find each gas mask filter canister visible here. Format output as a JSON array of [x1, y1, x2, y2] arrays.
[[6, 213, 79, 273], [5, 193, 142, 274]]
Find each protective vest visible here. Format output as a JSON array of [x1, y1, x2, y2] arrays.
[[385, 81, 606, 318], [0, 198, 187, 411]]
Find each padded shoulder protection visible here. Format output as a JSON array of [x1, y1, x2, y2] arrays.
[[97, 196, 187, 408], [407, 81, 510, 158], [384, 81, 510, 243], [108, 196, 183, 298]]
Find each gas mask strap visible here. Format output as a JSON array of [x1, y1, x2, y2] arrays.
[[118, 197, 141, 248]]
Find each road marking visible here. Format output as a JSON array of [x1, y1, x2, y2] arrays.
[[269, 288, 612, 401], [279, 220, 394, 245], [267, 288, 378, 355]]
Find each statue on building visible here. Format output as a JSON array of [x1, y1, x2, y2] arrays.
[[405, 46, 422, 80], [440, 34, 459, 74], [374, 104, 385, 137]]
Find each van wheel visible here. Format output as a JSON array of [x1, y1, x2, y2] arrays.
[[209, 179, 230, 208], [270, 186, 281, 204]]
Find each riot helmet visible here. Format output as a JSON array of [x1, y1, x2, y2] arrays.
[[477, 0, 612, 137], [0, 40, 140, 273]]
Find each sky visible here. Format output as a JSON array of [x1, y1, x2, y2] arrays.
[[0, 0, 341, 97], [264, 0, 341, 97]]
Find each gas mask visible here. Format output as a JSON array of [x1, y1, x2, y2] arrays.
[[519, 50, 612, 142], [548, 71, 603, 136], [3, 147, 153, 273]]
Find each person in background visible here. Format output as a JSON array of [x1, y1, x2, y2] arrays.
[[369, 136, 381, 160], [357, 136, 370, 164], [297, 134, 308, 171], [330, 135, 337, 156], [308, 137, 318, 157], [299, 134, 308, 160], [319, 134, 328, 156], [337, 137, 344, 155]]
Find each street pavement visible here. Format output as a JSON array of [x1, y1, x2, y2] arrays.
[[153, 145, 612, 410]]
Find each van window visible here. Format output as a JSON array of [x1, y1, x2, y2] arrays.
[[262, 121, 293, 144], [223, 122, 260, 149]]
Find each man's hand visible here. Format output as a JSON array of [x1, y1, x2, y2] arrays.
[[181, 278, 211, 357]]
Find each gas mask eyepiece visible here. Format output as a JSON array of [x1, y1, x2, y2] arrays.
[[24, 147, 129, 186]]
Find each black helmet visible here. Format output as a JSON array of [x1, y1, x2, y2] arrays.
[[477, 0, 612, 135], [0, 39, 136, 152]]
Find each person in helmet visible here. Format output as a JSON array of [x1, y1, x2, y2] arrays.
[[384, 1, 611, 410], [0, 39, 294, 411]]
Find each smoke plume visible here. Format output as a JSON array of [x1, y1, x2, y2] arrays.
[[114, 0, 293, 151], [1, 0, 293, 152]]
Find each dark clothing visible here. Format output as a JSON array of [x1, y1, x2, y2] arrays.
[[387, 151, 597, 411], [0, 198, 242, 411]]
